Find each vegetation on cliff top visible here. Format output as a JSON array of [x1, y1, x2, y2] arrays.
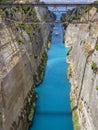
[[94, 1, 98, 4], [84, 6, 91, 13], [1, 0, 14, 3]]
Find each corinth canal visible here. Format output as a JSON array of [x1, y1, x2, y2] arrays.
[[29, 12, 73, 130]]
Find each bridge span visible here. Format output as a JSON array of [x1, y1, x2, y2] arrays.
[[0, 2, 98, 24]]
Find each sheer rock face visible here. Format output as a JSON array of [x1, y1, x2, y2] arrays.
[[0, 5, 54, 130], [64, 9, 98, 130]]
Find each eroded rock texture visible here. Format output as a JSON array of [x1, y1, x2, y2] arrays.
[[0, 3, 54, 130], [65, 7, 98, 130]]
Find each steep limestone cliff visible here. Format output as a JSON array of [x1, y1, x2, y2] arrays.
[[0, 4, 54, 130], [64, 8, 98, 130]]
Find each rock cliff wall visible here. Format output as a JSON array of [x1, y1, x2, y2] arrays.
[[0, 4, 54, 130], [64, 7, 98, 130]]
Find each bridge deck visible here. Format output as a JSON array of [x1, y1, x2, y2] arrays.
[[0, 3, 98, 7]]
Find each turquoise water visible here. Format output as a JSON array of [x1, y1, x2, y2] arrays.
[[29, 12, 73, 130]]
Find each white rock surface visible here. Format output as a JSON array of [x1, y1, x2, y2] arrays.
[[65, 19, 98, 130]]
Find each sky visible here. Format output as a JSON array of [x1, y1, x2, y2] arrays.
[[40, 0, 95, 3], [40, 0, 96, 11]]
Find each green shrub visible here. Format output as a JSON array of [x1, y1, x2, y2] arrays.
[[80, 40, 83, 45], [84, 6, 90, 13], [1, 0, 14, 3], [91, 62, 98, 72], [94, 1, 98, 4], [96, 86, 98, 90], [23, 25, 32, 34], [0, 9, 5, 16], [18, 24, 32, 34], [67, 46, 72, 56], [17, 38, 24, 44], [95, 44, 98, 51], [48, 42, 51, 49], [28, 102, 36, 122], [22, 7, 30, 14], [94, 1, 98, 12], [71, 97, 81, 130], [68, 66, 72, 78], [73, 15, 81, 20], [88, 24, 91, 30], [34, 54, 38, 59]]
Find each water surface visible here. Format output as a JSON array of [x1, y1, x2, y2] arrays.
[[29, 12, 73, 130]]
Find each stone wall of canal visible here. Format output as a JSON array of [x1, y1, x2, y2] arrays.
[[0, 5, 54, 130]]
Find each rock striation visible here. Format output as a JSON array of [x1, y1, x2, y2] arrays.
[[0, 2, 55, 130], [64, 7, 98, 130]]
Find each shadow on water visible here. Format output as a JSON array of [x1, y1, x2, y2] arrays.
[[36, 111, 72, 116], [29, 12, 73, 130]]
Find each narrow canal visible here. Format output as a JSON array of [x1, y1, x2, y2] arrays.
[[30, 12, 73, 130]]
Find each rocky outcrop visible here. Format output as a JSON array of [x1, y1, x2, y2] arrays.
[[61, 7, 85, 29], [61, 7, 85, 22], [64, 8, 98, 130], [0, 3, 54, 130]]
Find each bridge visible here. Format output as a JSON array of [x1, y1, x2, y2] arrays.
[[0, 3, 98, 7], [0, 3, 98, 24]]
